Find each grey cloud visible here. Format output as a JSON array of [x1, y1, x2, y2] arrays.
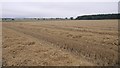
[[2, 2, 118, 18]]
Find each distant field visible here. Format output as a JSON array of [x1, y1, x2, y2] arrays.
[[2, 20, 118, 66]]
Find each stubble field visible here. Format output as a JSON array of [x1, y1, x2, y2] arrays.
[[2, 20, 119, 66]]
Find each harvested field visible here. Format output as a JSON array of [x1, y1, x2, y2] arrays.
[[2, 20, 118, 66]]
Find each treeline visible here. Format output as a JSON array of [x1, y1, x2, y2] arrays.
[[2, 13, 120, 21], [2, 18, 67, 22], [75, 14, 120, 20]]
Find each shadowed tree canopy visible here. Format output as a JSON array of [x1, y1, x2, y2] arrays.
[[70, 17, 74, 20], [75, 14, 120, 20]]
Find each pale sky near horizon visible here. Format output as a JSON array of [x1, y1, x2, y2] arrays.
[[1, 0, 119, 18], [0, 0, 119, 2]]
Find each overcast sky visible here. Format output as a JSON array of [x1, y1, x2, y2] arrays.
[[2, 2, 118, 18], [1, 0, 119, 2]]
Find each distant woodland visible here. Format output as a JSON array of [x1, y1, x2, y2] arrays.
[[2, 13, 120, 21], [75, 14, 120, 20]]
